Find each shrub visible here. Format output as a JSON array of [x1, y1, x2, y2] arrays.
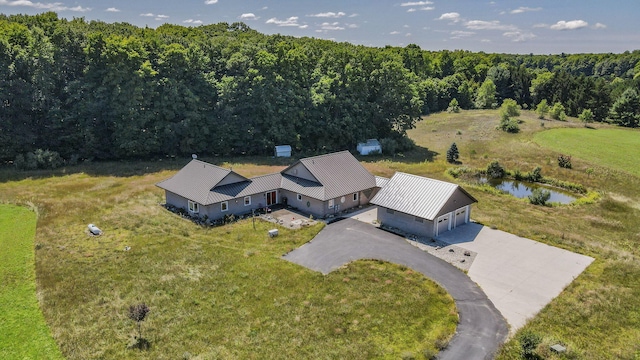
[[558, 154, 572, 169], [500, 98, 521, 118], [128, 303, 151, 349], [497, 117, 520, 133], [14, 149, 64, 170], [528, 188, 551, 206], [536, 99, 549, 119], [486, 161, 505, 179], [527, 166, 543, 182], [447, 98, 460, 113], [551, 102, 567, 121], [519, 330, 543, 359], [446, 142, 459, 163], [579, 108, 594, 124], [379, 138, 398, 155]]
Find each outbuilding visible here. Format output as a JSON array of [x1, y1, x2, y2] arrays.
[[274, 145, 292, 157], [357, 139, 382, 155], [371, 172, 477, 238]]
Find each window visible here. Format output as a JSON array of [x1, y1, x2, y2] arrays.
[[244, 196, 251, 206], [328, 199, 334, 209], [386, 208, 394, 214], [415, 217, 423, 223], [297, 194, 302, 201], [188, 201, 199, 213], [353, 193, 359, 201], [221, 201, 229, 212]]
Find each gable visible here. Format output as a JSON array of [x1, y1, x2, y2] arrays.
[[282, 162, 318, 183], [435, 188, 477, 217], [215, 171, 250, 188]]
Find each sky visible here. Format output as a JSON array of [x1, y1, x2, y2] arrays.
[[1, 0, 639, 54]]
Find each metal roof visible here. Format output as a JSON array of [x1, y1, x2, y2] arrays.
[[156, 160, 248, 205], [206, 173, 283, 204], [371, 172, 477, 221], [291, 151, 377, 200], [375, 176, 390, 188]]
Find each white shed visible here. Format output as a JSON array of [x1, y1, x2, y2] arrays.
[[357, 139, 382, 155], [274, 145, 292, 157]]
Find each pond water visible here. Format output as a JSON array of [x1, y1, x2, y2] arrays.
[[481, 178, 578, 204]]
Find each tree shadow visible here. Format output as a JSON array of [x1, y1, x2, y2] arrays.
[[128, 337, 151, 351]]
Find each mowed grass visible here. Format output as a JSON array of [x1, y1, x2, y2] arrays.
[[0, 204, 63, 360], [362, 110, 640, 359], [534, 127, 640, 176], [0, 171, 456, 359]]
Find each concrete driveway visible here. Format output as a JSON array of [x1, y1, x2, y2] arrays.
[[284, 218, 508, 360], [436, 223, 594, 332]]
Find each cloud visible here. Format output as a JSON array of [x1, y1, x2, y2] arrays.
[[593, 22, 607, 29], [532, 23, 548, 28], [318, 22, 345, 31], [204, 0, 217, 4], [346, 23, 358, 29], [184, 19, 203, 24], [265, 16, 307, 28], [400, 1, 433, 6], [140, 13, 154, 17], [407, 8, 416, 12], [465, 20, 517, 31], [0, 0, 90, 12], [239, 13, 259, 20], [106, 7, 120, 12], [550, 20, 588, 30], [503, 31, 536, 42], [451, 30, 475, 39], [438, 12, 461, 22], [390, 31, 401, 35], [510, 7, 541, 14], [405, 33, 412, 37], [307, 11, 346, 18], [348, 13, 358, 17]]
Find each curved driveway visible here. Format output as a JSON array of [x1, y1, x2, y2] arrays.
[[284, 218, 508, 360]]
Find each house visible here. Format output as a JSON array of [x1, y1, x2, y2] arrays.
[[357, 139, 382, 155], [274, 145, 292, 157], [371, 172, 477, 238], [156, 151, 377, 220]]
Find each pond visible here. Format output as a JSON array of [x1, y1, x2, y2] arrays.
[[480, 178, 579, 204]]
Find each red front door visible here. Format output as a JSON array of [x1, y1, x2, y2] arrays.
[[266, 191, 277, 206]]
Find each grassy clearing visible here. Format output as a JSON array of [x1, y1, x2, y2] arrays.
[[0, 204, 63, 360], [534, 127, 640, 177], [363, 110, 640, 359], [0, 170, 456, 359]]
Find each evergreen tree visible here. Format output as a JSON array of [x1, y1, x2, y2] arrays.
[[609, 88, 640, 127], [446, 142, 459, 163]]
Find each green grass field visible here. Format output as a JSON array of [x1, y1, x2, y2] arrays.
[[0, 204, 63, 360], [534, 127, 640, 177], [0, 173, 456, 359]]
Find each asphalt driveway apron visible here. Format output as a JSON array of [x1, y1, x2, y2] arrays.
[[284, 218, 508, 360]]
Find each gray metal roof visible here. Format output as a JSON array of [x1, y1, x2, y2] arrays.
[[156, 160, 246, 205], [206, 173, 283, 204], [375, 176, 390, 188], [280, 174, 325, 199], [291, 151, 377, 200], [371, 172, 477, 220]]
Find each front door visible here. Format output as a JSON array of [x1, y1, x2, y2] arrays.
[[266, 191, 277, 206]]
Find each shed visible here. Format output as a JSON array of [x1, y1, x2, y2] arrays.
[[274, 145, 292, 157], [357, 139, 382, 155], [371, 172, 477, 238]]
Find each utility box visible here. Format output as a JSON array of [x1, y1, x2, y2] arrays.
[[268, 229, 279, 237]]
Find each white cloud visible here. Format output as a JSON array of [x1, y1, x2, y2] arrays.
[[346, 23, 358, 29], [239, 13, 259, 20], [0, 0, 90, 12], [550, 20, 588, 30], [184, 19, 203, 24], [140, 13, 154, 17], [348, 13, 358, 17], [390, 31, 401, 35], [405, 32, 412, 37], [106, 7, 120, 12], [420, 7, 434, 11], [307, 11, 346, 18], [465, 20, 517, 31], [407, 8, 416, 12], [451, 30, 475, 39], [204, 0, 218, 4], [503, 31, 536, 42], [156, 15, 169, 19], [438, 12, 461, 22], [319, 22, 345, 31], [265, 16, 307, 28], [593, 22, 607, 29], [511, 7, 541, 14], [401, 1, 433, 6]]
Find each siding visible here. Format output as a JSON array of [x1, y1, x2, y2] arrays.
[[378, 209, 435, 238]]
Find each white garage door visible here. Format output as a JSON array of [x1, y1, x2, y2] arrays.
[[436, 214, 450, 235], [455, 207, 467, 228]]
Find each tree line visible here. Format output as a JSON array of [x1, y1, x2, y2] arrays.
[[1, 12, 639, 164]]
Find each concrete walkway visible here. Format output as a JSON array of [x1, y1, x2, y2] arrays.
[[284, 218, 508, 360], [436, 223, 594, 332]]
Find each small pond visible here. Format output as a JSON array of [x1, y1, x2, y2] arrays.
[[480, 178, 579, 204]]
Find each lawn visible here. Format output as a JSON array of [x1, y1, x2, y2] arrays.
[[534, 127, 640, 177], [0, 171, 456, 359], [0, 204, 63, 360]]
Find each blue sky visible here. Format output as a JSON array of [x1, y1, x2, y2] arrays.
[[1, 0, 638, 54]]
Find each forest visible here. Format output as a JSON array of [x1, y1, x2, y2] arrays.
[[1, 12, 639, 164]]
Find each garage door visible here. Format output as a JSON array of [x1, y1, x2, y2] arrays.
[[455, 207, 467, 228], [436, 214, 450, 235]]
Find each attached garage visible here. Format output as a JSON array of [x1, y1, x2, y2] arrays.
[[371, 172, 477, 239]]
